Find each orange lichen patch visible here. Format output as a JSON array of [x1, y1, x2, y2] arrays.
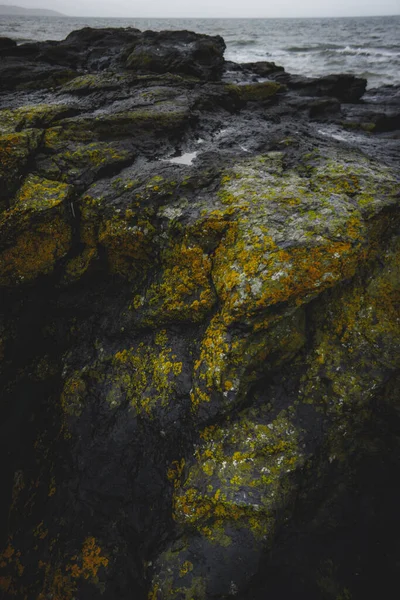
[[1, 546, 15, 561], [33, 522, 49, 541], [148, 582, 160, 600], [37, 566, 77, 600], [98, 217, 156, 279], [191, 315, 230, 399], [0, 215, 71, 286], [37, 537, 109, 600], [142, 239, 215, 323], [0, 576, 12, 593], [167, 458, 186, 489], [198, 152, 387, 336], [0, 542, 25, 595], [68, 537, 109, 580]]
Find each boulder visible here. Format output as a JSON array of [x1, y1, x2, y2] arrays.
[[275, 72, 367, 102], [126, 30, 226, 80]]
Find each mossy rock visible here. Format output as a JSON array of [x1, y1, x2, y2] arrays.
[[0, 175, 72, 286], [0, 104, 78, 136], [151, 405, 303, 598], [226, 81, 285, 103], [342, 121, 376, 133], [60, 72, 133, 94], [56, 102, 191, 142], [0, 129, 42, 207], [151, 233, 400, 600], [39, 137, 133, 183], [16, 68, 77, 91]]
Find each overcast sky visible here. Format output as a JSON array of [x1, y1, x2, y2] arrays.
[[3, 0, 400, 18]]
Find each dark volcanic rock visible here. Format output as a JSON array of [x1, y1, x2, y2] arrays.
[[0, 37, 16, 51], [275, 72, 367, 102], [125, 30, 226, 80], [0, 25, 399, 600], [242, 60, 285, 76], [309, 96, 341, 119]]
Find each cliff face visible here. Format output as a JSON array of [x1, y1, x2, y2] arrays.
[[0, 28, 399, 600]]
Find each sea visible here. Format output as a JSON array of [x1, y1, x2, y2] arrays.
[[0, 15, 399, 89]]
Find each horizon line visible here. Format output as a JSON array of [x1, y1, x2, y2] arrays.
[[36, 13, 400, 19]]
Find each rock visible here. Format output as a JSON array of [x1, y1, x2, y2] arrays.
[[0, 25, 399, 600], [241, 60, 285, 76], [274, 72, 367, 102], [0, 57, 77, 91], [309, 96, 341, 119], [126, 30, 226, 80], [226, 81, 285, 104], [0, 129, 42, 208], [0, 37, 16, 51]]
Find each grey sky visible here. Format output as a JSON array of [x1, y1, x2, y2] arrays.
[[3, 0, 400, 18]]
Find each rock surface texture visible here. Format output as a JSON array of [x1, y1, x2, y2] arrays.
[[0, 27, 399, 600]]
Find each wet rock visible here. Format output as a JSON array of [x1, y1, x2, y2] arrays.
[[0, 25, 399, 600], [309, 96, 341, 119], [241, 60, 285, 76], [274, 72, 367, 102], [126, 30, 226, 80]]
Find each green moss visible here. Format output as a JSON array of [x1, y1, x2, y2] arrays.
[[126, 51, 153, 69], [342, 121, 376, 133], [16, 69, 77, 91], [0, 104, 74, 136], [60, 72, 131, 94], [40, 137, 132, 182], [55, 104, 190, 142]]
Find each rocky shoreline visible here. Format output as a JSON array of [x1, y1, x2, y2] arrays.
[[0, 27, 399, 600]]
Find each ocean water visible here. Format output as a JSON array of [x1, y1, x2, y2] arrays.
[[0, 15, 399, 88]]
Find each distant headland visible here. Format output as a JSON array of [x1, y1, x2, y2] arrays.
[[0, 4, 65, 16]]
